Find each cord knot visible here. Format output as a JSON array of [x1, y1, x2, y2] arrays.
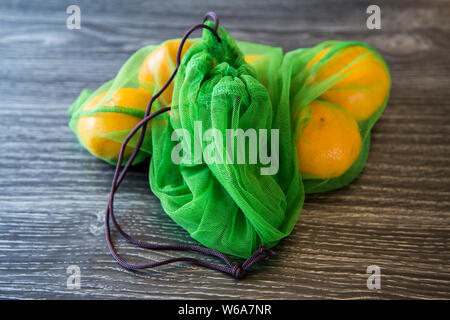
[[257, 244, 275, 258], [231, 263, 246, 279]]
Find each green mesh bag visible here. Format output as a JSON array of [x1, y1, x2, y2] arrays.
[[148, 23, 304, 258], [281, 41, 391, 193]]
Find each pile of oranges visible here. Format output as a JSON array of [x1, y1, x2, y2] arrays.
[[70, 39, 390, 185], [295, 44, 390, 179]]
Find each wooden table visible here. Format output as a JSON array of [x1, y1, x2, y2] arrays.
[[0, 0, 449, 299]]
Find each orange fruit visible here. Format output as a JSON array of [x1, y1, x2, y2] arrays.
[[77, 88, 151, 163], [307, 44, 390, 121], [296, 100, 362, 178], [244, 54, 262, 65], [138, 39, 195, 106]]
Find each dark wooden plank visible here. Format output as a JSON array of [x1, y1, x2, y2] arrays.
[[0, 0, 449, 299]]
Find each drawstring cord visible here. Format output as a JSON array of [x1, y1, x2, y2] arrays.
[[105, 12, 275, 279]]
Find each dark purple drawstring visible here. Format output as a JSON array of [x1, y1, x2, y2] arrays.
[[105, 12, 275, 279]]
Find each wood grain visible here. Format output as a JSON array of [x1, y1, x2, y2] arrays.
[[0, 0, 449, 299]]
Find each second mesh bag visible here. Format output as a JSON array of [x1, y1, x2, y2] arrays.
[[282, 41, 391, 193], [149, 23, 304, 258]]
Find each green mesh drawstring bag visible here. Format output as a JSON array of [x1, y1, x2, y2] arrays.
[[149, 21, 303, 258], [282, 41, 391, 193], [101, 13, 304, 279]]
